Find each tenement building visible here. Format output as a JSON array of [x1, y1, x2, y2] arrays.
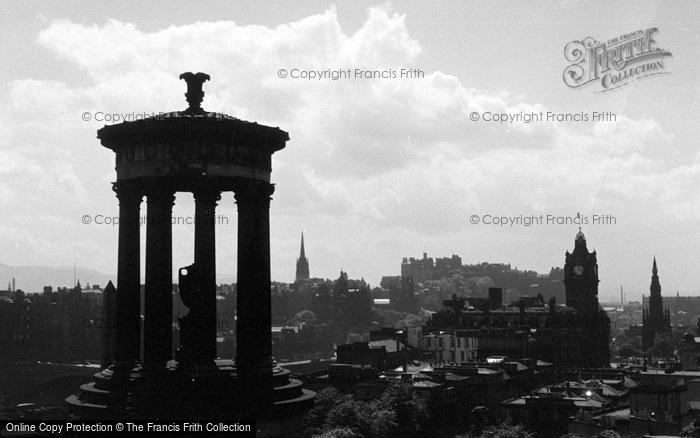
[[427, 230, 610, 368]]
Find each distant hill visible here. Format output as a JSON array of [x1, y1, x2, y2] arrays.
[[0, 263, 115, 293], [0, 263, 239, 293]]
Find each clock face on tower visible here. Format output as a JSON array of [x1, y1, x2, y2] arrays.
[[573, 265, 584, 276]]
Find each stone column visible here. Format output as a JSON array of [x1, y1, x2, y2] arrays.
[[235, 182, 274, 410], [193, 188, 220, 367], [143, 187, 175, 370], [112, 181, 142, 371]]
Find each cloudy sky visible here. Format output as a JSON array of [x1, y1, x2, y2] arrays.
[[1, 0, 699, 301]]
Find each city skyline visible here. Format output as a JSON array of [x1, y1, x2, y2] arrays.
[[0, 237, 685, 305], [1, 1, 700, 301]]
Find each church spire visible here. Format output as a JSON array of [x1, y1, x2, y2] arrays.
[[295, 230, 310, 282], [652, 255, 658, 275]]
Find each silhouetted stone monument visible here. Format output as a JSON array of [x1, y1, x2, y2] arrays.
[[67, 73, 315, 436], [176, 263, 209, 367], [100, 280, 116, 368]]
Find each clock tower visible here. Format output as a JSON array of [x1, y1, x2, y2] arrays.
[[564, 228, 600, 315], [562, 228, 610, 367]]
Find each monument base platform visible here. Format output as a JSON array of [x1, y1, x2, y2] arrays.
[[66, 360, 315, 437]]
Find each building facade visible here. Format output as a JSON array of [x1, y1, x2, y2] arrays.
[[422, 331, 479, 363]]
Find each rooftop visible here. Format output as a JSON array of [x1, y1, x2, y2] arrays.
[[368, 339, 406, 353]]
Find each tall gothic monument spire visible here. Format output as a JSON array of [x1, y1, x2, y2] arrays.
[[643, 256, 671, 349], [651, 256, 660, 296], [295, 230, 310, 282]]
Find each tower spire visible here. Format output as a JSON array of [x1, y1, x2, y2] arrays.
[[573, 228, 587, 255], [295, 229, 310, 282], [643, 255, 670, 350], [651, 257, 660, 290]]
